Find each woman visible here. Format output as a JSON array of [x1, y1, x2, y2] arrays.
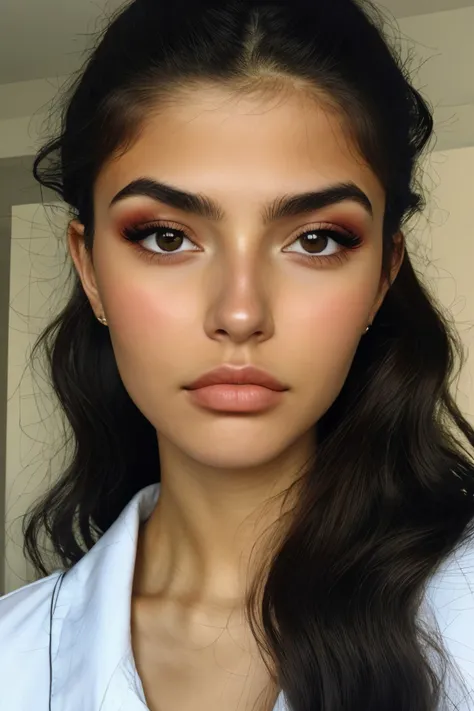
[[0, 0, 473, 709]]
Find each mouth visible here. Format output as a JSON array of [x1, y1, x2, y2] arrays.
[[183, 365, 289, 413], [184, 364, 289, 392], [185, 383, 286, 413]]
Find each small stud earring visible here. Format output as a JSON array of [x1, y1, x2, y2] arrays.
[[97, 314, 108, 326]]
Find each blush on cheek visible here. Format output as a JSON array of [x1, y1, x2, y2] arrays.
[[323, 274, 378, 330], [284, 284, 370, 340], [111, 292, 161, 333], [103, 279, 196, 342], [320, 298, 368, 337]]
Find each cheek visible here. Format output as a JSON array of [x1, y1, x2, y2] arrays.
[[108, 282, 192, 332], [284, 273, 374, 331], [98, 268, 198, 376], [280, 274, 377, 383]]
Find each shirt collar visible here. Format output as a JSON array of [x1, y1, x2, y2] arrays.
[[49, 482, 288, 710], [51, 483, 160, 710]]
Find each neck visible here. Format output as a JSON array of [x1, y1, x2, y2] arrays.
[[132, 431, 314, 608]]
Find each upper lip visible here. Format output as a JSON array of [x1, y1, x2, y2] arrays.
[[184, 365, 289, 391]]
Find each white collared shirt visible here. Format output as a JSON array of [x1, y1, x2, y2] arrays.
[[0, 483, 473, 710]]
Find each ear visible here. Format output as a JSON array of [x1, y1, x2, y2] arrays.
[[370, 231, 405, 322], [67, 220, 104, 319]]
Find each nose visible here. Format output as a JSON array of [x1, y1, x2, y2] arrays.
[[203, 255, 275, 345]]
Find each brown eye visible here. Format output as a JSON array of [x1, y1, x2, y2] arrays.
[[282, 224, 363, 267], [152, 228, 185, 252], [122, 222, 200, 256], [299, 232, 331, 254], [284, 226, 362, 257]]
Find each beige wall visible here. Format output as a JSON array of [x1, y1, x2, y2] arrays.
[[5, 204, 70, 593], [0, 76, 65, 159], [0, 159, 55, 596], [419, 147, 474, 423]]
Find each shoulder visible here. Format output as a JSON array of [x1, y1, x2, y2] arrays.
[[424, 533, 474, 708], [0, 571, 63, 637], [0, 572, 65, 706]]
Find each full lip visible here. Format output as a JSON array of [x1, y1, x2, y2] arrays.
[[184, 365, 289, 392]]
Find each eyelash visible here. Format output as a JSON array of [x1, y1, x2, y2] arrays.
[[121, 220, 363, 267]]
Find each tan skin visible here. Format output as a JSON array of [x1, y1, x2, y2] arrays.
[[68, 84, 404, 711]]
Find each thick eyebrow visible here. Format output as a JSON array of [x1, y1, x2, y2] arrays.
[[109, 177, 373, 223]]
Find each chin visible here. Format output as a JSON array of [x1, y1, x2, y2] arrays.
[[178, 429, 306, 472]]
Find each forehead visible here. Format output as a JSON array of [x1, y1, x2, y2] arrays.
[[95, 86, 385, 213]]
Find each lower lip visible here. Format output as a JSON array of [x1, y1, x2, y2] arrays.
[[186, 384, 285, 413]]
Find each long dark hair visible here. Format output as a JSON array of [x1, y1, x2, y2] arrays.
[[24, 1, 474, 709]]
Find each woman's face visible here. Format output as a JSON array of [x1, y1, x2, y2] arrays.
[[70, 86, 401, 473]]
